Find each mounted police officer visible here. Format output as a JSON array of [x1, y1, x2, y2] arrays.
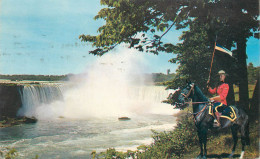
[[207, 70, 229, 127]]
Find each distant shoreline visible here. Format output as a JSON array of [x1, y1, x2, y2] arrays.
[[0, 79, 65, 85], [0, 73, 175, 84]]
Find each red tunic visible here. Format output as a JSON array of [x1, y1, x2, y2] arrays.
[[209, 83, 229, 105]]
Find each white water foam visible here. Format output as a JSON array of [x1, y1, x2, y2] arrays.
[[110, 123, 176, 135], [19, 47, 177, 120], [3, 47, 179, 159], [18, 84, 64, 118]]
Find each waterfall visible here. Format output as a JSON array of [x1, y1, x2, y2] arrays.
[[17, 83, 175, 120], [17, 48, 177, 120], [128, 86, 173, 103], [121, 86, 176, 116], [59, 84, 176, 119], [57, 49, 177, 119], [18, 84, 64, 118]]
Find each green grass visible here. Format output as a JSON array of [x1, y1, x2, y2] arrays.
[[182, 121, 259, 158], [234, 84, 255, 102]]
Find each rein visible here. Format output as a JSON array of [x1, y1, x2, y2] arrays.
[[181, 83, 194, 98], [192, 104, 208, 116], [180, 84, 211, 122], [185, 101, 209, 104], [192, 104, 208, 125]]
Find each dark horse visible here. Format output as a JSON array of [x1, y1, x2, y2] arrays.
[[175, 81, 249, 159]]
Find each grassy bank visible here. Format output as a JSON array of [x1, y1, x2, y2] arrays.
[[234, 84, 255, 101], [182, 120, 259, 158]]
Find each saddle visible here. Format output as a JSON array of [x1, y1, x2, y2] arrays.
[[209, 104, 237, 122]]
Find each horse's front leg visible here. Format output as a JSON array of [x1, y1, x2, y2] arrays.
[[228, 125, 238, 158], [197, 127, 208, 159], [196, 129, 203, 159], [202, 127, 208, 159]]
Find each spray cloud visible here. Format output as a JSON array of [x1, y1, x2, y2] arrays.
[[23, 47, 175, 120]]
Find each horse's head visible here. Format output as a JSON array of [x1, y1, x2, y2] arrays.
[[166, 80, 195, 109], [167, 80, 208, 109], [177, 81, 195, 107]]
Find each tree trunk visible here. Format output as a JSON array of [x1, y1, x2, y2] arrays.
[[250, 79, 259, 121], [227, 83, 235, 106], [237, 37, 249, 112]]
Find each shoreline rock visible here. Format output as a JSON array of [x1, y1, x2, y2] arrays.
[[0, 116, 37, 128], [118, 117, 131, 121]]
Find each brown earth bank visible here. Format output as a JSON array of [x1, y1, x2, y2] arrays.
[[0, 84, 23, 120], [0, 83, 38, 128]]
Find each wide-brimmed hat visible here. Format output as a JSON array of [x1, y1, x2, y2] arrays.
[[218, 70, 226, 75]]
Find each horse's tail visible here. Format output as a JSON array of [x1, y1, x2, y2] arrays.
[[240, 109, 250, 146]]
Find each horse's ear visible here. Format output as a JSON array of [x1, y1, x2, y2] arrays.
[[186, 79, 191, 84]]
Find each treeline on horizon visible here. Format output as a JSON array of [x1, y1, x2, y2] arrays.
[[0, 74, 68, 81], [0, 62, 258, 83], [0, 72, 176, 83]]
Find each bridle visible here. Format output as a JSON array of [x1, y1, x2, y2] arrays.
[[173, 83, 209, 111], [181, 83, 195, 99], [178, 83, 212, 124], [181, 83, 210, 105]]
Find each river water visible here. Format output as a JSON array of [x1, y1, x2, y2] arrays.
[[0, 85, 178, 159], [0, 51, 178, 158], [0, 113, 176, 158]]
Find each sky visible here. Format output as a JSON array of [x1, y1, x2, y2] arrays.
[[0, 0, 259, 75]]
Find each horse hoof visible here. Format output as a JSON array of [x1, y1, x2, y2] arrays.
[[196, 155, 202, 159], [239, 151, 245, 159], [228, 151, 235, 158], [202, 155, 207, 159]]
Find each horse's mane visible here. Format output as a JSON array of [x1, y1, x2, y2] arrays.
[[194, 85, 208, 102]]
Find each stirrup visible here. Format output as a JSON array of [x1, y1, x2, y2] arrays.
[[213, 120, 221, 127]]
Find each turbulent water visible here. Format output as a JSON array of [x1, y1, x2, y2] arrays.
[[0, 49, 178, 158], [18, 84, 64, 118], [0, 85, 177, 159], [0, 115, 176, 159]]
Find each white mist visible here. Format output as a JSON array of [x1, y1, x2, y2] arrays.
[[20, 47, 176, 120]]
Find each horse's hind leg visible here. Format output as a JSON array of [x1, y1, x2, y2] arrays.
[[240, 125, 247, 159], [228, 125, 238, 158], [239, 115, 249, 159]]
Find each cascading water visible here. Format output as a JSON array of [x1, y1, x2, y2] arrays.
[[18, 84, 64, 118], [17, 48, 176, 120], [1, 48, 179, 158], [18, 84, 175, 120]]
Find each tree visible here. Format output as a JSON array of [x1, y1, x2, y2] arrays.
[[80, 0, 259, 110], [250, 79, 259, 121], [247, 62, 259, 84], [165, 22, 214, 91]]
